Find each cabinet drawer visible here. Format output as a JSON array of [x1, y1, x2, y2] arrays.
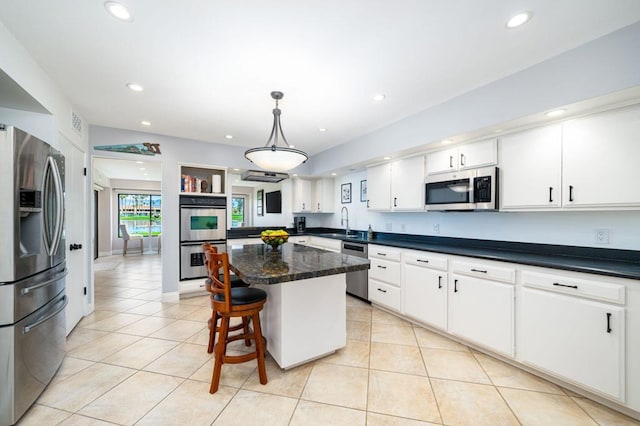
[[451, 260, 515, 284], [522, 271, 625, 305], [369, 258, 401, 286], [403, 250, 447, 270], [368, 279, 401, 311], [369, 245, 401, 261]]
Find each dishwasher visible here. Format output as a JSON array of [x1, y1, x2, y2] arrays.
[[341, 241, 369, 301]]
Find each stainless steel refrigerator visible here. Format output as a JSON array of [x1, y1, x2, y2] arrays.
[[0, 125, 67, 425]]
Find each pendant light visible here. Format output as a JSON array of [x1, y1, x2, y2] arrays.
[[244, 91, 308, 172]]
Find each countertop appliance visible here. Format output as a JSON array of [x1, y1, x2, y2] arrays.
[[293, 216, 306, 233], [425, 166, 498, 211], [0, 125, 67, 426], [342, 241, 369, 301], [179, 195, 227, 280]]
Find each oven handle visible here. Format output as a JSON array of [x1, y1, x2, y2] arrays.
[[23, 295, 68, 334], [21, 269, 68, 295]]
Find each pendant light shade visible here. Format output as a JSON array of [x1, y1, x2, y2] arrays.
[[244, 91, 308, 172]]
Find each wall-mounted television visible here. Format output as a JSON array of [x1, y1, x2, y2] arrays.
[[265, 190, 282, 213]]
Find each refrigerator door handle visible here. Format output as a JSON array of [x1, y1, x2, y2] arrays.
[[45, 156, 64, 256], [22, 295, 67, 334], [21, 269, 68, 295]]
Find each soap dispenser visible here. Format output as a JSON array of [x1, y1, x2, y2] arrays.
[[367, 225, 373, 241]]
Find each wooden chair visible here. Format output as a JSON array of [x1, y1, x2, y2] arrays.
[[202, 242, 250, 354], [204, 249, 268, 394], [120, 224, 143, 255]]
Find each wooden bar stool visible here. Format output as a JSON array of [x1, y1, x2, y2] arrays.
[[204, 249, 268, 394], [202, 243, 250, 354]]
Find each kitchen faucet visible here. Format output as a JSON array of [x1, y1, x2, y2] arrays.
[[341, 206, 350, 236]]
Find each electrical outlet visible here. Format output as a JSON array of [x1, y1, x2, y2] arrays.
[[433, 224, 440, 234], [595, 229, 610, 244]]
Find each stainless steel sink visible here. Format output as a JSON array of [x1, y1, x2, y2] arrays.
[[319, 233, 360, 239]]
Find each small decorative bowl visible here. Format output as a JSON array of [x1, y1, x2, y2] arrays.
[[260, 232, 289, 250]]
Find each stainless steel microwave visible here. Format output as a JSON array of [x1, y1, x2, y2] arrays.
[[425, 166, 498, 211]]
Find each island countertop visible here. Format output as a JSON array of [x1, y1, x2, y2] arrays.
[[228, 242, 370, 285]]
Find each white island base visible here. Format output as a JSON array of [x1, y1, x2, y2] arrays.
[[255, 273, 347, 369]]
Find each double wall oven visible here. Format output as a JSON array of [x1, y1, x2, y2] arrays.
[[179, 195, 226, 280]]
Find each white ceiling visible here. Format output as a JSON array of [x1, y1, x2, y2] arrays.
[[2, 1, 640, 158]]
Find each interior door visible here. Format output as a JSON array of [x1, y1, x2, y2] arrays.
[[60, 134, 87, 334]]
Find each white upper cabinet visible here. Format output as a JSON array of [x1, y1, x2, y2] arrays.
[[500, 124, 562, 210], [562, 105, 640, 208], [292, 177, 312, 212], [313, 178, 335, 213], [367, 157, 425, 211], [391, 156, 425, 211], [426, 138, 497, 175], [366, 163, 392, 211]]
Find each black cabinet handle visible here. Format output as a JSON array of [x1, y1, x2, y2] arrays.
[[367, 200, 370, 208], [317, 203, 320, 210], [470, 268, 487, 273], [417, 259, 429, 263], [569, 185, 574, 202], [454, 279, 458, 292], [377, 253, 387, 256], [377, 265, 387, 269], [377, 288, 387, 293], [438, 276, 442, 289], [549, 187, 553, 203], [302, 202, 305, 210], [449, 156, 453, 168], [606, 313, 612, 333], [460, 153, 465, 166], [553, 282, 578, 289], [393, 197, 397, 207]]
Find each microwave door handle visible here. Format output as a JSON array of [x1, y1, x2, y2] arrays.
[[47, 156, 64, 256]]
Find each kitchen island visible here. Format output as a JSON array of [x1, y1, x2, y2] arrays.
[[228, 242, 370, 369]]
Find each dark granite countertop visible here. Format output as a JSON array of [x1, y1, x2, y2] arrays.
[[227, 228, 640, 280], [227, 243, 370, 285]]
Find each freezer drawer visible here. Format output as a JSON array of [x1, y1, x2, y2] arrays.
[[0, 291, 67, 425]]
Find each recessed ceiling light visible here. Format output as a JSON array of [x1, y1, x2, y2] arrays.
[[318, 128, 327, 132], [104, 1, 132, 22], [383, 156, 392, 160], [289, 144, 295, 148], [372, 94, 386, 102], [441, 139, 454, 145], [225, 134, 233, 139], [143, 173, 148, 176], [232, 168, 240, 171], [506, 11, 532, 29], [140, 120, 151, 126], [331, 173, 337, 176], [135, 161, 144, 164], [545, 108, 567, 117], [126, 83, 143, 92], [292, 173, 298, 177], [139, 167, 146, 171]]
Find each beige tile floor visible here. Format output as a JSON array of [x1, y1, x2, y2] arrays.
[[19, 254, 640, 426]]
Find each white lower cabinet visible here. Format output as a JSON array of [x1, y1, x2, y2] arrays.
[[369, 279, 401, 311], [448, 273, 515, 357], [520, 283, 626, 401], [368, 245, 402, 312], [402, 250, 448, 330]]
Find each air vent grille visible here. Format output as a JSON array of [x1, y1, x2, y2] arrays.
[[71, 111, 82, 134]]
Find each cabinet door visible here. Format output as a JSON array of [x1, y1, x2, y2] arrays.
[[562, 105, 640, 208], [448, 274, 514, 357], [459, 138, 497, 170], [292, 178, 312, 212], [313, 178, 335, 213], [391, 156, 425, 210], [403, 264, 446, 329], [521, 288, 625, 400], [369, 278, 401, 312], [426, 147, 457, 175], [500, 125, 562, 209], [367, 163, 392, 210]]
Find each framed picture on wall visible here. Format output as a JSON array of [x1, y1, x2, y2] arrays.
[[341, 183, 352, 204], [360, 180, 367, 202], [257, 189, 264, 216]]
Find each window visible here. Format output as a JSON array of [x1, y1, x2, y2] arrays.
[[231, 195, 246, 228], [118, 194, 162, 237]]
